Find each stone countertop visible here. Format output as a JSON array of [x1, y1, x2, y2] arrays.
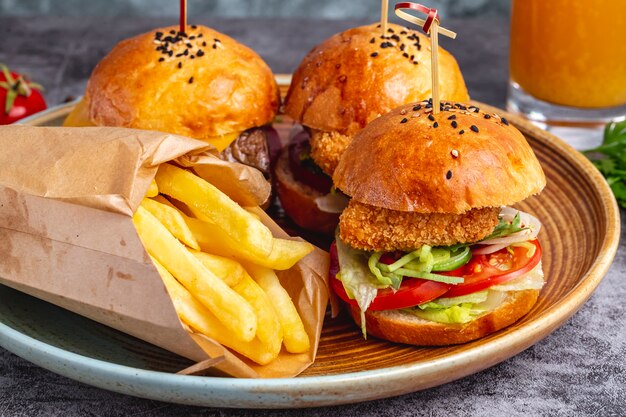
[[0, 16, 625, 417]]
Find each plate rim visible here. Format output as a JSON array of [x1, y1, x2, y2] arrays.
[[2, 99, 620, 408]]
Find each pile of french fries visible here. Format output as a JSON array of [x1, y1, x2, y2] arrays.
[[133, 163, 314, 365]]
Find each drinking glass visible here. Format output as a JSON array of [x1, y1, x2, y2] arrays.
[[507, 0, 626, 149]]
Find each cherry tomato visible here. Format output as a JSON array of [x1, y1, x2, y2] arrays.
[[0, 64, 46, 125], [442, 240, 542, 298], [329, 242, 451, 311]]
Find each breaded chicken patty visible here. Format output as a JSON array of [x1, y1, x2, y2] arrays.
[[339, 200, 500, 252], [309, 129, 352, 176]]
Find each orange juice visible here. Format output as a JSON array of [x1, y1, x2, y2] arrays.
[[510, 0, 626, 108]]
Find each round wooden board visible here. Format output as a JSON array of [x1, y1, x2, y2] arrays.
[[5, 86, 619, 407]]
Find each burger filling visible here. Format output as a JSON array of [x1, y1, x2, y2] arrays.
[[331, 206, 543, 335]]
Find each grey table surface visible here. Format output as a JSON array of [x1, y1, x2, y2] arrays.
[[0, 16, 625, 417]]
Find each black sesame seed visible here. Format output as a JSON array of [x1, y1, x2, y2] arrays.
[[190, 55, 195, 59], [183, 49, 189, 55], [155, 31, 163, 39], [188, 76, 194, 84], [428, 114, 435, 121], [388, 28, 394, 33], [400, 118, 408, 124], [197, 50, 205, 57], [400, 44, 406, 51], [433, 122, 439, 128], [473, 108, 480, 113], [202, 41, 207, 47], [413, 61, 418, 65], [191, 25, 197, 29], [413, 105, 421, 111], [169, 30, 176, 35], [417, 44, 422, 51], [501, 117, 509, 125], [370, 37, 375, 43], [484, 114, 492, 119], [212, 44, 217, 49], [198, 33, 203, 38], [189, 35, 196, 40], [400, 31, 407, 35], [177, 62, 182, 69], [470, 125, 479, 133], [425, 103, 432, 109], [175, 52, 184, 57], [391, 34, 400, 41], [168, 51, 173, 57], [371, 52, 379, 57], [410, 55, 415, 60], [459, 129, 465, 135], [448, 115, 456, 120], [451, 121, 458, 128], [403, 52, 409, 58], [158, 57, 165, 62], [446, 170, 452, 180]]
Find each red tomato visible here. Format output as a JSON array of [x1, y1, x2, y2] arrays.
[[0, 64, 47, 125], [329, 242, 451, 311], [442, 240, 542, 298]]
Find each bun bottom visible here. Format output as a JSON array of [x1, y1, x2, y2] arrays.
[[275, 148, 339, 235], [348, 289, 540, 346]]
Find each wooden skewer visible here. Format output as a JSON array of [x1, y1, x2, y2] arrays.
[[430, 20, 440, 114], [180, 0, 187, 33], [381, 0, 389, 35]]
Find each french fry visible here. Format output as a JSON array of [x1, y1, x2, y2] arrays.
[[133, 206, 257, 342], [154, 193, 314, 270], [155, 163, 273, 258], [146, 179, 159, 197], [232, 272, 283, 355], [189, 249, 282, 354], [189, 249, 244, 288], [150, 256, 279, 365], [187, 216, 313, 270], [140, 197, 200, 250], [244, 263, 310, 354]]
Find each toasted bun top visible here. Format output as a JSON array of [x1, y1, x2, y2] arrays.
[[85, 25, 279, 139], [333, 101, 546, 214], [284, 23, 469, 136]]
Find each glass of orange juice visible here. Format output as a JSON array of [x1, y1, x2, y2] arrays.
[[507, 0, 626, 149]]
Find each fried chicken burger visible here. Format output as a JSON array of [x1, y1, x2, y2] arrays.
[[275, 23, 469, 234], [330, 100, 546, 345], [64, 25, 281, 179]]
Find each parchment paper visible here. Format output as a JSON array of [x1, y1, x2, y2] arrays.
[[0, 125, 329, 378]]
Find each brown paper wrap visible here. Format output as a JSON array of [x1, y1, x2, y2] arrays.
[[0, 125, 329, 378]]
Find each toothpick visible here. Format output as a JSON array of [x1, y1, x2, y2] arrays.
[[430, 20, 440, 114], [180, 0, 187, 34], [394, 3, 457, 115], [381, 0, 389, 35]]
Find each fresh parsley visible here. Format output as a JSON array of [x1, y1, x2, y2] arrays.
[[584, 120, 626, 208]]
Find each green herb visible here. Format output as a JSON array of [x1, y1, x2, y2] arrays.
[[584, 120, 626, 208], [483, 212, 526, 240]]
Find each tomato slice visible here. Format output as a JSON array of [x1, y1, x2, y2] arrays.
[[442, 240, 542, 298], [329, 242, 451, 311]]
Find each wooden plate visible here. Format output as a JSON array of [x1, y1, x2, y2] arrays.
[[2, 88, 619, 407]]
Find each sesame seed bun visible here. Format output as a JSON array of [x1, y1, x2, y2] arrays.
[[74, 25, 279, 139], [284, 23, 469, 137], [333, 101, 546, 214]]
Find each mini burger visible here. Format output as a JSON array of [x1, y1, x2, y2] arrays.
[[276, 23, 469, 234], [330, 100, 546, 345], [64, 25, 281, 178]]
